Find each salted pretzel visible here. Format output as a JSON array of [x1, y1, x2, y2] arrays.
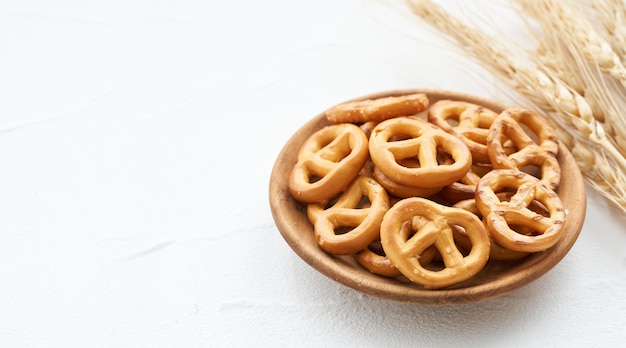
[[357, 241, 445, 278], [372, 154, 447, 198], [475, 169, 566, 253], [359, 121, 378, 138], [439, 163, 493, 203], [380, 197, 490, 289], [453, 197, 530, 261], [369, 117, 472, 189], [357, 159, 441, 199], [355, 241, 402, 277], [289, 123, 369, 203], [325, 93, 429, 124], [428, 100, 499, 164], [487, 108, 561, 190], [372, 165, 442, 198], [356, 217, 445, 277], [307, 175, 390, 255]]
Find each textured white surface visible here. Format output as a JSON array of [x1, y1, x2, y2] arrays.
[[1, 0, 625, 346]]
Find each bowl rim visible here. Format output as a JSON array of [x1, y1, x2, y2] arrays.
[[269, 88, 587, 305]]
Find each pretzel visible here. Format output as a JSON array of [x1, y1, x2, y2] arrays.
[[372, 165, 442, 198], [369, 117, 472, 189], [428, 100, 499, 164], [487, 108, 561, 189], [358, 159, 442, 199], [356, 241, 442, 277], [355, 241, 402, 277], [452, 197, 530, 261], [380, 197, 490, 289], [359, 121, 379, 138], [325, 93, 429, 124], [289, 123, 369, 203], [408, 216, 446, 263], [439, 163, 493, 203], [307, 175, 390, 255], [475, 169, 566, 253], [356, 217, 445, 277]]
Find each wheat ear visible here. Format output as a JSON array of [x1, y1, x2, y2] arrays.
[[516, 0, 626, 156], [589, 0, 626, 65], [405, 0, 626, 214]]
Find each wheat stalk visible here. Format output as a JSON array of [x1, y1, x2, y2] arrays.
[[518, 0, 626, 84], [405, 0, 626, 214], [589, 0, 626, 65], [515, 0, 626, 156]]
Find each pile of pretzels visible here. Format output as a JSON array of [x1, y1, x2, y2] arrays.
[[288, 93, 567, 289]]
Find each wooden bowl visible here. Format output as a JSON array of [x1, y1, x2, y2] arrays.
[[269, 89, 586, 305]]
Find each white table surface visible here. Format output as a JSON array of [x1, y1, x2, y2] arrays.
[[1, 0, 625, 346]]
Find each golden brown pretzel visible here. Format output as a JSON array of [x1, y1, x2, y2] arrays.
[[359, 121, 379, 138], [487, 108, 561, 189], [439, 163, 493, 203], [428, 100, 499, 164], [372, 165, 442, 198], [452, 197, 530, 261], [355, 218, 441, 277], [475, 169, 566, 253], [289, 123, 369, 203], [355, 241, 402, 277], [369, 117, 472, 188], [307, 175, 390, 255], [325, 93, 429, 124], [380, 197, 490, 289]]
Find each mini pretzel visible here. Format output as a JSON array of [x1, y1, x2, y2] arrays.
[[369, 117, 472, 188], [355, 241, 402, 277], [439, 163, 493, 203], [428, 100, 499, 164], [307, 175, 390, 255], [359, 159, 441, 199], [325, 93, 429, 124], [372, 165, 442, 198], [356, 215, 441, 277], [475, 169, 566, 253], [359, 121, 379, 138], [289, 123, 369, 203], [453, 197, 530, 261], [380, 197, 490, 289], [487, 108, 561, 189]]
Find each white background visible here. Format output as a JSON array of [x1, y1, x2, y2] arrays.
[[1, 0, 625, 347]]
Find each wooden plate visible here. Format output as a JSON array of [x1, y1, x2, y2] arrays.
[[269, 89, 586, 305]]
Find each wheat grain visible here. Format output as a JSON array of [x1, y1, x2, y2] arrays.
[[405, 0, 626, 214], [589, 0, 626, 65], [518, 0, 626, 83], [516, 0, 626, 157]]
